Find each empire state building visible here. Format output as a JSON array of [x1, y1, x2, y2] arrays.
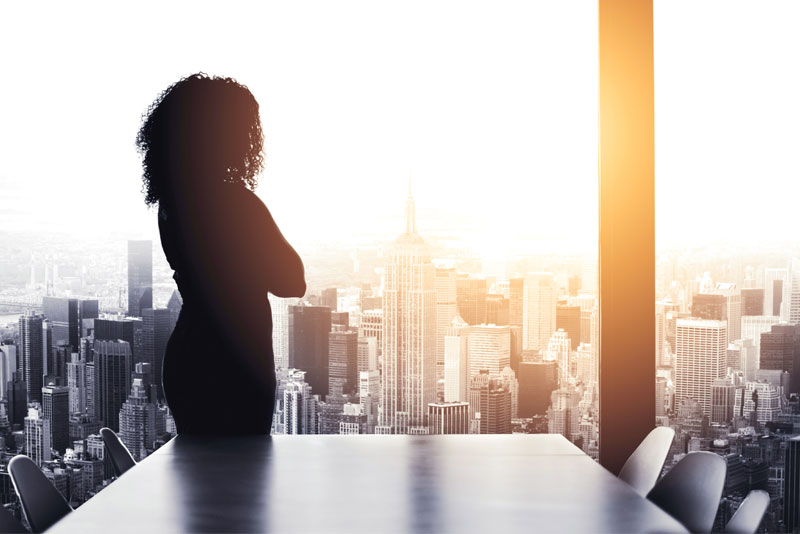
[[380, 184, 437, 433]]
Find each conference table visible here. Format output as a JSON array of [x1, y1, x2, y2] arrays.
[[48, 434, 687, 533]]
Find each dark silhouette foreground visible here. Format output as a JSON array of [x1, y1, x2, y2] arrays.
[[137, 73, 305, 434]]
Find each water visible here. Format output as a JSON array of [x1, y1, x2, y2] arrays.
[[0, 314, 21, 327]]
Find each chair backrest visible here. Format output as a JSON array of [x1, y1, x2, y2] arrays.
[[100, 427, 137, 476], [646, 451, 727, 534], [618, 426, 675, 496], [723, 490, 770, 534], [8, 455, 72, 532]]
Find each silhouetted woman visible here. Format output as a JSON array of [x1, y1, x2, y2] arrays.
[[136, 74, 306, 434]]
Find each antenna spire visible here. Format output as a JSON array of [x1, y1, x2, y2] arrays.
[[405, 175, 416, 234]]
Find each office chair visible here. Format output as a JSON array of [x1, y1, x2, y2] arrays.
[[647, 451, 726, 533], [617, 426, 675, 496], [100, 427, 137, 476], [723, 490, 770, 534], [8, 455, 72, 532]]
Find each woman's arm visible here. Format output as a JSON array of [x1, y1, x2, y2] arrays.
[[259, 205, 306, 298]]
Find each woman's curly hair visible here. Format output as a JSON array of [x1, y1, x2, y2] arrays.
[[136, 73, 264, 206]]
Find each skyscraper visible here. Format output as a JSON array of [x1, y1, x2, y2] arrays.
[[94, 339, 132, 432], [42, 296, 79, 350], [556, 304, 581, 350], [66, 352, 88, 415], [710, 377, 736, 425], [94, 317, 141, 362], [435, 267, 458, 385], [380, 184, 436, 432], [19, 313, 44, 404], [764, 267, 789, 318], [509, 277, 524, 328], [545, 329, 572, 385], [740, 288, 764, 317], [444, 315, 469, 403], [25, 407, 51, 467], [141, 308, 171, 400], [268, 294, 299, 370], [468, 324, 510, 378], [485, 294, 509, 326], [675, 319, 727, 418], [522, 272, 556, 353], [288, 304, 332, 397], [356, 336, 378, 373], [468, 371, 511, 434], [518, 361, 558, 417], [760, 324, 800, 395], [328, 326, 358, 396], [119, 378, 157, 461], [0, 343, 17, 399], [127, 240, 153, 318], [42, 383, 70, 454], [456, 275, 487, 326]]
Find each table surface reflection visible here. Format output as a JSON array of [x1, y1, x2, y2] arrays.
[[48, 434, 687, 533]]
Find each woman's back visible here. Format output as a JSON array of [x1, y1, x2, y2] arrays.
[[136, 74, 306, 435]]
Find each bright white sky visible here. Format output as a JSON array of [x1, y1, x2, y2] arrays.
[[1, 1, 798, 254]]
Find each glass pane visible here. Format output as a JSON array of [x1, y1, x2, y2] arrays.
[[0, 0, 597, 513], [656, 1, 800, 530]]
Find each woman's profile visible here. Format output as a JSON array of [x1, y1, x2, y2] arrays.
[[136, 73, 306, 434]]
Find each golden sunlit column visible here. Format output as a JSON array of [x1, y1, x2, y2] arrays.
[[598, 0, 655, 474]]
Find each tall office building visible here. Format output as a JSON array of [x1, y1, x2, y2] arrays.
[[740, 288, 764, 317], [358, 309, 383, 354], [24, 407, 51, 467], [19, 313, 44, 404], [675, 319, 727, 419], [268, 294, 299, 370], [94, 317, 141, 360], [93, 339, 132, 432], [127, 240, 153, 317], [42, 383, 70, 454], [119, 378, 157, 461], [359, 370, 380, 433], [427, 402, 469, 434], [518, 361, 558, 417], [710, 378, 736, 425], [468, 325, 510, 378], [288, 305, 332, 397], [556, 305, 581, 350], [0, 343, 17, 399], [486, 294, 509, 326], [456, 275, 487, 326], [141, 308, 171, 399], [741, 315, 781, 367], [522, 273, 556, 353], [545, 329, 572, 385], [760, 324, 800, 395], [317, 288, 336, 311], [42, 296, 78, 350], [380, 185, 436, 432], [468, 371, 511, 434], [785, 436, 800, 532], [509, 277, 524, 328], [7, 372, 27, 427], [66, 353, 88, 415], [763, 268, 789, 319], [547, 385, 582, 441], [444, 315, 469, 403], [356, 336, 378, 373], [328, 326, 358, 396]]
